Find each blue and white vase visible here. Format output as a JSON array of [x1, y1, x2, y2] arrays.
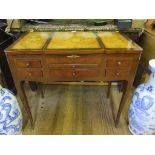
[[0, 85, 22, 135], [128, 59, 155, 135]]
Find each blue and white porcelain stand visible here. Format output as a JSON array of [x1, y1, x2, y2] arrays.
[[128, 59, 155, 135], [0, 85, 22, 135]]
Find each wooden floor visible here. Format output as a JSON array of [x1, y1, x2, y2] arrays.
[[18, 83, 133, 135]]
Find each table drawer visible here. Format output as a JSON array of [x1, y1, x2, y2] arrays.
[[49, 68, 100, 81], [15, 59, 42, 68], [106, 58, 133, 68], [17, 69, 43, 79], [46, 54, 102, 66], [105, 69, 129, 78], [75, 69, 99, 79]]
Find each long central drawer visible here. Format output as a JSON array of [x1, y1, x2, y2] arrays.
[[46, 54, 103, 67]]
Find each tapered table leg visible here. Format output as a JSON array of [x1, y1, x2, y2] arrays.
[[38, 83, 44, 98], [115, 80, 132, 127], [15, 81, 34, 128], [29, 81, 38, 91], [107, 81, 111, 98]]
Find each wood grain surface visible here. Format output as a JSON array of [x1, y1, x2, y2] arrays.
[[11, 32, 51, 50], [47, 32, 100, 49], [98, 32, 136, 49]]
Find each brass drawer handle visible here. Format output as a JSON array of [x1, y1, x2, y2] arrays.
[[66, 55, 80, 59]]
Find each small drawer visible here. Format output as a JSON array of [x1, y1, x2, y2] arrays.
[[46, 54, 102, 66], [49, 68, 100, 81], [105, 69, 129, 78], [49, 69, 74, 80], [75, 69, 99, 79], [106, 58, 132, 68], [17, 70, 43, 79], [15, 59, 42, 68]]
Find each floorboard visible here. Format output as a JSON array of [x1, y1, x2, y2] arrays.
[[18, 83, 133, 135]]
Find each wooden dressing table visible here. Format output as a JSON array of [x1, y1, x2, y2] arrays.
[[5, 31, 143, 128]]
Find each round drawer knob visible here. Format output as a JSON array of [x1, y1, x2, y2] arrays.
[[72, 72, 76, 76], [116, 72, 120, 76], [117, 61, 122, 65], [28, 72, 32, 76], [72, 65, 75, 68], [26, 63, 30, 67]]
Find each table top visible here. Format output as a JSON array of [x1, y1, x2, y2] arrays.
[[47, 32, 100, 49], [145, 28, 155, 36], [98, 32, 136, 49], [11, 32, 51, 50], [7, 31, 142, 52]]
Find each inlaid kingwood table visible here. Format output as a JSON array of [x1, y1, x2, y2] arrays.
[[5, 31, 143, 128]]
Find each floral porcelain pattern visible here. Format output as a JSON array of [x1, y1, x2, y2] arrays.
[[128, 59, 155, 135], [0, 86, 22, 135]]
